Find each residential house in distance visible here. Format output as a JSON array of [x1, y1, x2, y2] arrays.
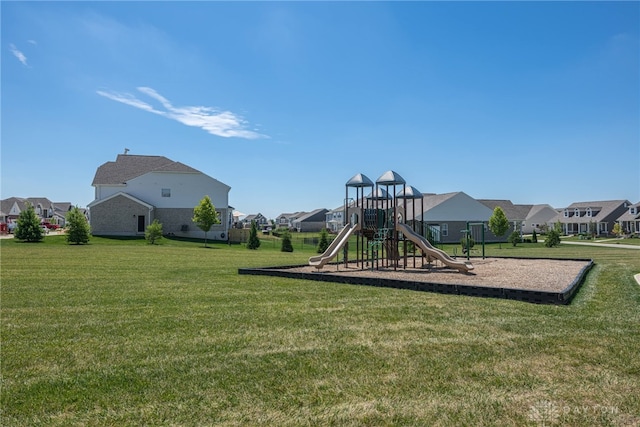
[[404, 192, 496, 244], [293, 208, 329, 232], [477, 200, 558, 235], [616, 202, 640, 236], [275, 212, 304, 230], [242, 213, 269, 229], [554, 200, 631, 236], [521, 204, 558, 235], [0, 197, 68, 225], [325, 206, 345, 232], [88, 154, 231, 239], [478, 199, 531, 234]]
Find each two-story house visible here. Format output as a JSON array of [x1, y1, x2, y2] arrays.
[[88, 154, 231, 239], [242, 213, 269, 229]]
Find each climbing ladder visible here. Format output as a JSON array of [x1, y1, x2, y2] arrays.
[[368, 228, 390, 270]]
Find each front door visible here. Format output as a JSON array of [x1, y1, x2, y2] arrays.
[[137, 215, 145, 233]]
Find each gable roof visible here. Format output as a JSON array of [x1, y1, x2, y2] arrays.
[[402, 192, 494, 222], [558, 200, 631, 221], [92, 154, 202, 186], [616, 202, 640, 221], [478, 199, 531, 221], [294, 208, 328, 222]]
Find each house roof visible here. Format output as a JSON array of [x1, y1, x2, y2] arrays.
[[525, 204, 556, 221], [478, 199, 531, 221], [0, 197, 53, 211], [277, 212, 305, 220], [617, 202, 640, 221], [294, 208, 328, 222], [92, 154, 202, 186], [556, 199, 631, 222]]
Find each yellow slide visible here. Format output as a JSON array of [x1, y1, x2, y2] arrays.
[[309, 223, 361, 269], [396, 222, 474, 273]]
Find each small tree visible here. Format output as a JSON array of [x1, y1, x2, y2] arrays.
[[532, 229, 538, 243], [192, 195, 220, 247], [539, 223, 548, 235], [612, 222, 623, 238], [281, 230, 293, 252], [508, 231, 521, 247], [317, 228, 330, 253], [488, 206, 510, 249], [145, 219, 163, 244], [14, 202, 43, 242], [247, 220, 261, 249], [589, 220, 597, 239], [65, 206, 91, 245], [545, 229, 561, 247]]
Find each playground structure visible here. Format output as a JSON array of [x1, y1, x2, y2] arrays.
[[309, 171, 474, 273]]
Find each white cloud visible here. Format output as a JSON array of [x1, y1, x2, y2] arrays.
[[9, 44, 28, 66], [97, 87, 267, 139]]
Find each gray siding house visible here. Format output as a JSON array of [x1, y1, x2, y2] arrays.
[[616, 202, 640, 236], [554, 200, 632, 236], [88, 154, 231, 239], [293, 208, 329, 232]]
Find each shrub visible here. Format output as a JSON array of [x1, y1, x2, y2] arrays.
[[65, 206, 90, 245], [545, 229, 561, 247], [532, 229, 538, 243], [317, 229, 330, 254], [145, 220, 163, 245], [247, 220, 261, 250], [281, 231, 293, 252], [508, 231, 521, 247], [14, 202, 43, 242], [460, 236, 475, 253]]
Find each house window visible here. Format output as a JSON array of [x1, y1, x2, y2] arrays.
[[563, 209, 569, 218], [161, 188, 171, 197], [586, 208, 592, 217], [631, 207, 637, 215], [442, 223, 448, 237], [574, 208, 581, 217]]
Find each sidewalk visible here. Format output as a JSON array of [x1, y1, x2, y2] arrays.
[[559, 240, 640, 250]]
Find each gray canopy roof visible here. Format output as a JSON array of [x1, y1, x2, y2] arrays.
[[366, 187, 391, 200], [346, 173, 374, 188], [396, 186, 423, 199], [376, 170, 406, 185]]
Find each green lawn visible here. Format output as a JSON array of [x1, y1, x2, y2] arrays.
[[1, 236, 639, 426]]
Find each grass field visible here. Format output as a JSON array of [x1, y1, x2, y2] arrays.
[[1, 235, 639, 426]]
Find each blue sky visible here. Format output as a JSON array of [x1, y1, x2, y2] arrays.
[[2, 1, 638, 220]]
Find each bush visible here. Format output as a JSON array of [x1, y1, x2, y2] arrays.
[[545, 229, 561, 248], [14, 202, 43, 242], [145, 220, 163, 244], [272, 227, 289, 238], [65, 206, 90, 245], [247, 220, 261, 250], [532, 230, 538, 243], [460, 236, 475, 253], [317, 229, 330, 254], [508, 231, 521, 247], [281, 231, 293, 252]]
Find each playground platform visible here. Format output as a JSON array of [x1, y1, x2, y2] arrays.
[[239, 257, 594, 305]]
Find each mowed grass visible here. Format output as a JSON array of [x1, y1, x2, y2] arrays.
[[1, 236, 639, 426]]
